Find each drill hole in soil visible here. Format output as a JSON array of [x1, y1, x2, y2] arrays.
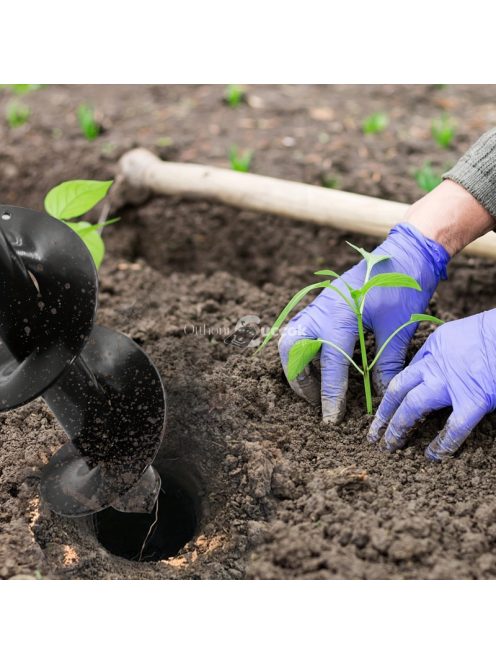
[[93, 474, 198, 562]]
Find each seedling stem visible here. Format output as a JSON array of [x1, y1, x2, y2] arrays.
[[357, 311, 372, 413]]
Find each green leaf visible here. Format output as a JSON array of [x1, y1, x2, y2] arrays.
[[82, 230, 105, 269], [346, 241, 370, 262], [324, 283, 356, 311], [287, 339, 322, 381], [65, 221, 105, 269], [346, 242, 390, 271], [409, 313, 444, 325], [75, 217, 119, 236], [257, 280, 330, 352], [357, 272, 421, 299], [314, 269, 341, 279], [44, 179, 112, 220], [314, 270, 355, 307], [362, 112, 389, 135]]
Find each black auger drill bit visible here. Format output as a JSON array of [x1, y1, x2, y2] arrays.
[[0, 205, 166, 517]]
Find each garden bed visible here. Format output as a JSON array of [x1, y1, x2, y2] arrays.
[[1, 84, 496, 579]]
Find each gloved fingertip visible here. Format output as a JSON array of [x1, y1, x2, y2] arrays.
[[322, 397, 346, 425], [381, 438, 397, 453], [426, 429, 460, 461], [372, 366, 399, 397], [383, 422, 409, 452], [371, 372, 388, 397], [425, 445, 442, 462], [367, 415, 387, 444], [287, 365, 320, 406]]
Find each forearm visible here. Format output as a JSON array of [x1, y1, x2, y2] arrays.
[[405, 129, 496, 257]]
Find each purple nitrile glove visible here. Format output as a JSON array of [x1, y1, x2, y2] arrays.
[[367, 309, 496, 460], [278, 223, 450, 423]]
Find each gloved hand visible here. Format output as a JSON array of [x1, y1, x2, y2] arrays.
[[278, 223, 449, 423], [367, 309, 496, 460]]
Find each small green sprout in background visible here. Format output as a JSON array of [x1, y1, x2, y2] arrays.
[[258, 242, 443, 415], [156, 136, 174, 147], [1, 84, 42, 129], [431, 113, 456, 148], [362, 112, 389, 135], [229, 145, 253, 172], [321, 173, 341, 189], [77, 104, 101, 141], [224, 85, 245, 108], [7, 84, 42, 95], [415, 162, 443, 193], [44, 180, 118, 269], [5, 100, 30, 128]]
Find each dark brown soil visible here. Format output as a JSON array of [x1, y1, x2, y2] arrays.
[[1, 85, 496, 579]]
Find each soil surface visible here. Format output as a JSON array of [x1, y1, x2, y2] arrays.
[[1, 85, 496, 579]]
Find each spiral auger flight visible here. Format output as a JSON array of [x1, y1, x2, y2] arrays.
[[0, 204, 166, 517]]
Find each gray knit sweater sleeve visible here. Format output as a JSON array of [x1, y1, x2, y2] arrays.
[[443, 128, 496, 218]]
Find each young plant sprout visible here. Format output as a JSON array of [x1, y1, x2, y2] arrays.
[[321, 173, 341, 189], [431, 113, 456, 148], [259, 243, 443, 415], [44, 179, 117, 268], [229, 145, 253, 172], [156, 136, 174, 148], [224, 84, 245, 108], [414, 161, 443, 193], [5, 99, 30, 128], [77, 103, 101, 141], [362, 112, 389, 135], [1, 84, 42, 95]]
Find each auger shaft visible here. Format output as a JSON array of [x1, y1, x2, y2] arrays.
[[0, 204, 166, 517]]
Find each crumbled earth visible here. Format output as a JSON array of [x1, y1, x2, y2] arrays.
[[1, 85, 496, 579]]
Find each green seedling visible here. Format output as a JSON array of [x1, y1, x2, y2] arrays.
[[77, 104, 101, 141], [2, 83, 42, 128], [229, 145, 253, 172], [258, 243, 443, 415], [321, 173, 341, 189], [431, 114, 456, 148], [10, 84, 42, 95], [415, 161, 443, 193], [224, 84, 245, 108], [0, 84, 42, 95], [44, 179, 118, 268], [156, 136, 174, 147], [362, 112, 389, 135], [5, 100, 30, 128]]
